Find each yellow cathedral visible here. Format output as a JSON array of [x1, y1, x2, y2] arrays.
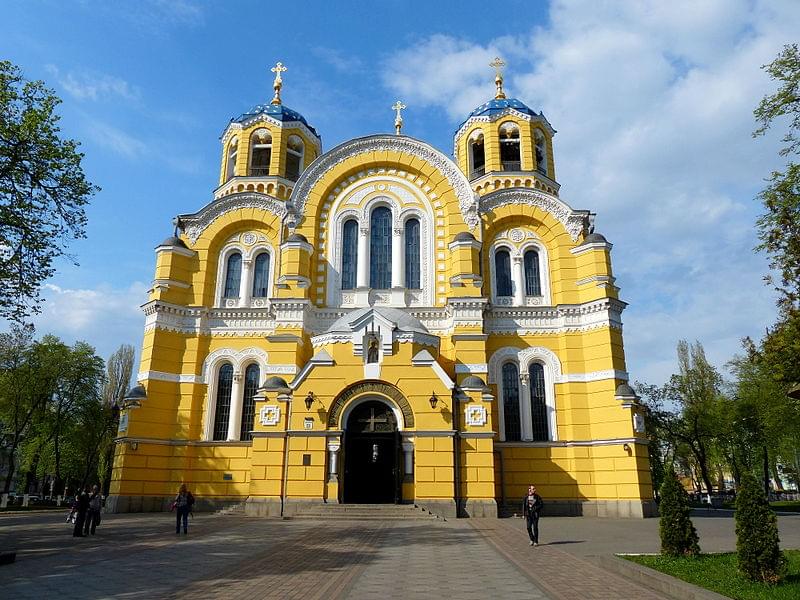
[[110, 60, 655, 519]]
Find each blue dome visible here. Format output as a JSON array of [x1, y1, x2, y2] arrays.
[[232, 103, 318, 137], [458, 97, 541, 130]]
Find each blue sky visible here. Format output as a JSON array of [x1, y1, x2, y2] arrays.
[[1, 0, 797, 384]]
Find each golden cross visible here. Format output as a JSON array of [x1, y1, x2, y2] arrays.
[[489, 57, 506, 99], [270, 61, 287, 105], [392, 100, 406, 135]]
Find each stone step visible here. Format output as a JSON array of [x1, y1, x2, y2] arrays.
[[289, 503, 440, 521]]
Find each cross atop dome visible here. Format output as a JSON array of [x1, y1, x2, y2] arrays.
[[489, 56, 506, 100], [270, 61, 287, 105], [392, 100, 406, 135]]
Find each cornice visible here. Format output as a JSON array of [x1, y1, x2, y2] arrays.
[[291, 135, 480, 229]]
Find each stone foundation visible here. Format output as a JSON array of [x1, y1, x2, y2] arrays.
[[415, 498, 457, 519], [106, 495, 243, 513], [461, 498, 498, 518]]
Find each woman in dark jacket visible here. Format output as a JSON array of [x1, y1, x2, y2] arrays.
[[172, 484, 194, 534], [72, 486, 90, 537]]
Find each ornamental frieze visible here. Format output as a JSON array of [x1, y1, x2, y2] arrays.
[[327, 380, 415, 429]]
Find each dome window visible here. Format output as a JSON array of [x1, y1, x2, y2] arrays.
[[249, 129, 272, 177], [468, 130, 485, 179], [535, 130, 548, 176], [499, 122, 520, 172], [286, 135, 304, 181], [226, 137, 239, 182]]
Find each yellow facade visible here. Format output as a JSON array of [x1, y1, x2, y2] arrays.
[[110, 73, 654, 519]]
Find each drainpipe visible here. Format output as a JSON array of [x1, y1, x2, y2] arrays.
[[279, 390, 293, 517], [452, 388, 462, 517]]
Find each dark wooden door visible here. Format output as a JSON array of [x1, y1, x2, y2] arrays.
[[343, 401, 399, 503]]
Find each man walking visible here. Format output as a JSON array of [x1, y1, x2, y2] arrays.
[[84, 485, 102, 535], [72, 486, 90, 537], [522, 484, 544, 546]]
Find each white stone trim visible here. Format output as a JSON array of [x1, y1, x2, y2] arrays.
[[488, 231, 551, 307], [340, 395, 405, 432], [479, 188, 587, 241], [570, 240, 613, 255], [136, 370, 203, 384], [291, 135, 479, 229], [454, 107, 556, 155], [259, 405, 281, 426], [495, 437, 645, 448], [179, 192, 286, 245], [465, 405, 487, 426], [221, 114, 321, 154], [155, 244, 196, 258], [455, 364, 488, 374]]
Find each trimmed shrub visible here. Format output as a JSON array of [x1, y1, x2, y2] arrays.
[[735, 471, 787, 583], [659, 471, 700, 556]]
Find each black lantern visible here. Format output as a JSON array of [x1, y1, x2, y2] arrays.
[[429, 393, 438, 409], [305, 392, 315, 411]]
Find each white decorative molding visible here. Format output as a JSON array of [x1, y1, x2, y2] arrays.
[[571, 240, 613, 255], [179, 193, 287, 244], [562, 369, 629, 383], [259, 405, 281, 426], [137, 370, 204, 384], [480, 188, 588, 241], [201, 347, 269, 382], [221, 113, 321, 154], [455, 363, 488, 374], [485, 298, 626, 335], [290, 135, 479, 228], [454, 107, 556, 153], [264, 365, 298, 375], [465, 405, 487, 426]]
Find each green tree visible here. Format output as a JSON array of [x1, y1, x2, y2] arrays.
[[98, 344, 134, 494], [659, 470, 700, 557], [0, 60, 98, 322], [735, 471, 787, 583]]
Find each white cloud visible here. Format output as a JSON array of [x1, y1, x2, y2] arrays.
[[382, 0, 799, 384], [312, 47, 364, 73], [45, 65, 140, 102], [32, 282, 148, 360], [83, 119, 148, 158]]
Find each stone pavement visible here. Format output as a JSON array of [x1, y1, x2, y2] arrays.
[[1, 509, 798, 599]]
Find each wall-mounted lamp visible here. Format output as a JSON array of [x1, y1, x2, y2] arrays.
[[305, 392, 315, 411], [429, 393, 438, 409], [129, 441, 139, 451], [623, 443, 631, 452]]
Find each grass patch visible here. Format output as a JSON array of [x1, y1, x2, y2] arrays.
[[771, 501, 800, 513], [624, 550, 800, 600]]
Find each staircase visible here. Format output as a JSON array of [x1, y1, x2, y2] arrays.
[[287, 503, 441, 521], [214, 501, 247, 516]]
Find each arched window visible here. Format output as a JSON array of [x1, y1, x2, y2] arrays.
[[502, 362, 521, 441], [212, 363, 234, 441], [524, 249, 541, 296], [499, 123, 520, 171], [370, 207, 392, 289], [249, 129, 271, 176], [223, 252, 242, 298], [494, 249, 512, 297], [252, 252, 270, 298], [469, 131, 485, 179], [341, 219, 358, 290], [535, 130, 548, 176], [286, 135, 304, 181], [226, 138, 238, 181], [240, 363, 260, 441], [529, 363, 549, 441], [405, 218, 420, 289]]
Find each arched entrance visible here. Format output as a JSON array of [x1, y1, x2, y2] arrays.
[[343, 399, 400, 503]]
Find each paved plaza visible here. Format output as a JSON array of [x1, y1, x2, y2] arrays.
[[1, 509, 799, 599]]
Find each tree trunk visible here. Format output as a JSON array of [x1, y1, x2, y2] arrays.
[[693, 442, 715, 495], [3, 448, 16, 493]]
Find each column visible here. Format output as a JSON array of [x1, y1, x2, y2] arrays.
[[227, 371, 244, 441], [519, 372, 533, 441], [402, 441, 414, 482], [356, 226, 369, 288], [328, 440, 341, 482], [240, 258, 253, 308], [512, 253, 525, 306], [391, 226, 405, 305]]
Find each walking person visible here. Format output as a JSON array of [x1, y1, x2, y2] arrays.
[[522, 484, 544, 547], [72, 486, 90, 537], [84, 485, 103, 535], [172, 484, 194, 535]]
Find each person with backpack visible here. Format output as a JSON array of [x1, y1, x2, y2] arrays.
[[84, 485, 103, 535], [521, 484, 544, 546], [172, 484, 194, 535]]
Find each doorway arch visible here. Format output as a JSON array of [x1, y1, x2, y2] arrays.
[[343, 399, 400, 503]]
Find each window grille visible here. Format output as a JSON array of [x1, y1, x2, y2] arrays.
[[495, 249, 513, 296], [341, 220, 358, 290], [370, 207, 392, 289], [529, 363, 549, 441], [252, 253, 270, 298], [240, 364, 259, 440], [524, 249, 541, 296], [223, 253, 242, 298], [405, 218, 420, 289], [212, 363, 234, 441], [502, 362, 521, 441]]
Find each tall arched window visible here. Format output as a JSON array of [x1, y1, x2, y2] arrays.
[[502, 362, 521, 441], [405, 218, 420, 289], [535, 130, 548, 176], [341, 219, 358, 290], [370, 207, 392, 289], [226, 138, 238, 181], [499, 123, 520, 171], [223, 252, 242, 298], [529, 363, 549, 441], [469, 131, 485, 179], [495, 249, 513, 296], [524, 249, 541, 296], [212, 363, 233, 441], [249, 129, 271, 176], [240, 363, 260, 441], [252, 252, 270, 298], [286, 135, 304, 181]]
